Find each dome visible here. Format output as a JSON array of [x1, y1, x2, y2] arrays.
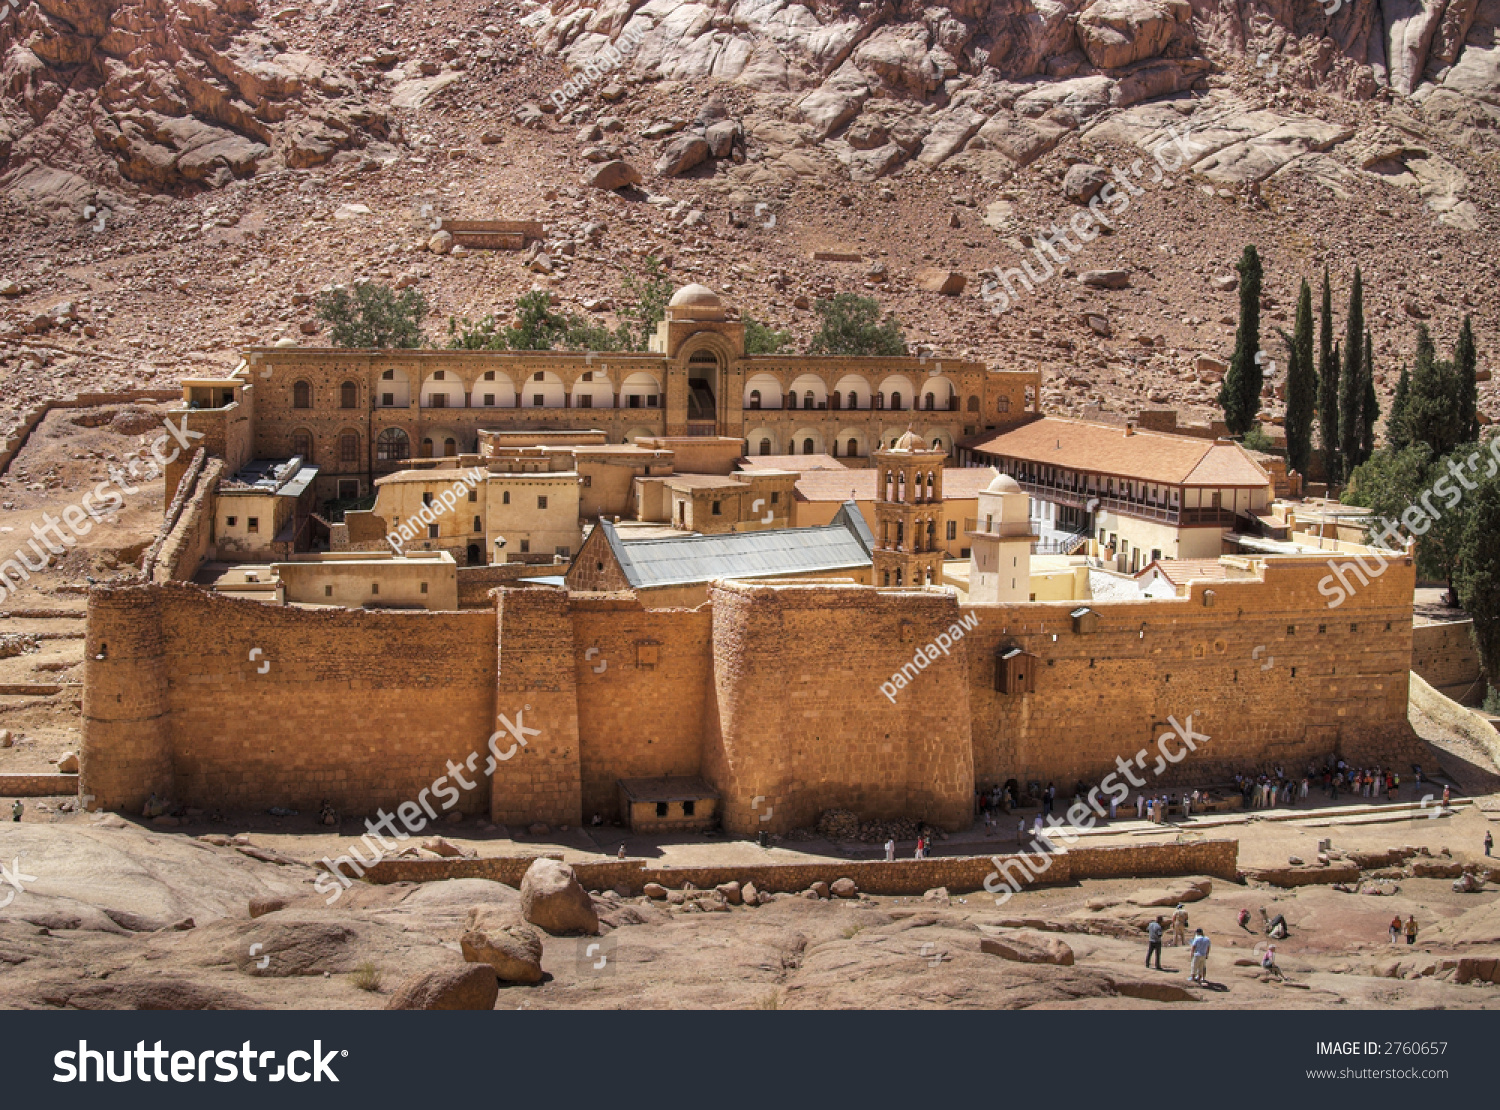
[[987, 473, 1022, 494], [665, 283, 728, 323], [668, 284, 722, 309], [893, 430, 928, 452]]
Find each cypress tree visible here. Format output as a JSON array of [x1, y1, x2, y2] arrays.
[[1283, 277, 1317, 476], [1317, 267, 1340, 484], [1360, 328, 1378, 463], [1405, 324, 1463, 458], [1455, 314, 1479, 444], [1338, 266, 1364, 476], [1388, 365, 1411, 451], [1218, 245, 1264, 437]]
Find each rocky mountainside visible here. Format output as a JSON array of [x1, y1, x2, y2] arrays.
[[0, 0, 1497, 459]]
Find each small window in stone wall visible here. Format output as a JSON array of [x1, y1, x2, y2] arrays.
[[324, 585, 333, 597], [683, 801, 695, 817], [226, 516, 237, 527], [247, 518, 259, 534], [420, 582, 428, 594], [636, 641, 659, 668], [520, 540, 530, 553], [371, 583, 379, 595], [655, 802, 668, 818]]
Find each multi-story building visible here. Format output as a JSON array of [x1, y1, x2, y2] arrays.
[[969, 417, 1275, 572], [170, 285, 1041, 507]]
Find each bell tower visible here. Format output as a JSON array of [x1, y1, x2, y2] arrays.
[[966, 472, 1037, 604], [873, 431, 946, 588]]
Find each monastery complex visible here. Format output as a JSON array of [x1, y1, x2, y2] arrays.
[[81, 287, 1426, 836]]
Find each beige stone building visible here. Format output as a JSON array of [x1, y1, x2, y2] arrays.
[[970, 417, 1275, 572]]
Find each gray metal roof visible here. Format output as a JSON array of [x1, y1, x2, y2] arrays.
[[601, 502, 875, 589], [222, 457, 318, 498]]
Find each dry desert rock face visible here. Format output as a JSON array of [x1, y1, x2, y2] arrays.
[[0, 0, 1498, 449]]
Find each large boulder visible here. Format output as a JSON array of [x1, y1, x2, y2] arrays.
[[916, 268, 967, 295], [585, 160, 641, 191], [385, 964, 499, 1010], [979, 932, 1075, 965], [1074, 0, 1183, 70], [461, 906, 544, 983], [654, 134, 712, 177], [1062, 163, 1109, 204], [520, 858, 599, 936]]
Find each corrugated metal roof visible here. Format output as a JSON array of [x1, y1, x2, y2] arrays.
[[603, 502, 874, 589]]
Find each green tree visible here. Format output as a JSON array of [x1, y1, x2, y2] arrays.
[[1455, 314, 1480, 444], [1404, 324, 1464, 459], [447, 314, 509, 350], [1283, 277, 1318, 476], [1241, 424, 1275, 452], [1360, 328, 1378, 463], [744, 315, 792, 354], [807, 294, 907, 356], [1456, 465, 1500, 691], [316, 283, 428, 348], [1217, 245, 1263, 437], [619, 256, 674, 350], [1388, 365, 1412, 451], [1317, 267, 1340, 484], [506, 289, 569, 350], [1338, 266, 1364, 474]]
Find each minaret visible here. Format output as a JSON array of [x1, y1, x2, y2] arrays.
[[873, 430, 946, 587], [966, 473, 1037, 603]]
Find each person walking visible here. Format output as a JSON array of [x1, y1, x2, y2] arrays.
[[1109, 796, 1118, 820], [1486, 830, 1493, 857], [1404, 915, 1419, 946], [1188, 928, 1211, 983], [885, 837, 895, 862], [1136, 793, 1146, 820], [1388, 915, 1401, 944], [1170, 903, 1188, 947], [1043, 783, 1055, 817], [914, 835, 925, 860], [9, 799, 21, 822], [1146, 917, 1164, 970]]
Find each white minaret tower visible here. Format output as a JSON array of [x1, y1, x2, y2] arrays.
[[966, 473, 1036, 604]]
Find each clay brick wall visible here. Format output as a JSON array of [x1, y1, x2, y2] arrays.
[[1411, 621, 1483, 702], [962, 555, 1422, 793], [361, 838, 1239, 894], [154, 458, 222, 582], [82, 584, 497, 814], [705, 581, 974, 837], [570, 597, 714, 820], [456, 564, 568, 607]]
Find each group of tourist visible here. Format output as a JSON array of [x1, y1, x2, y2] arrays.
[[1144, 916, 1213, 983], [1388, 915, 1421, 944]]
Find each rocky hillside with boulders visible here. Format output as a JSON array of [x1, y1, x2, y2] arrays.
[[2, 0, 1499, 456]]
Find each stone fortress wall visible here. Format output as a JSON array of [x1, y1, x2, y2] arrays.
[[81, 550, 1424, 834]]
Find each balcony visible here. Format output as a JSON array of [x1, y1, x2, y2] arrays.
[[1007, 474, 1238, 529], [963, 517, 1036, 539]]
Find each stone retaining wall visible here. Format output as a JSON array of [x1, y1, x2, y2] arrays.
[[361, 838, 1240, 896], [0, 773, 78, 796]]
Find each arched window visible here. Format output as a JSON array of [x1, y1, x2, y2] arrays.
[[890, 392, 903, 411], [830, 393, 841, 410], [874, 393, 885, 410], [848, 391, 858, 409], [376, 427, 409, 462], [924, 392, 935, 411], [847, 438, 858, 457], [339, 432, 359, 462], [759, 438, 772, 456], [292, 430, 313, 461], [803, 438, 815, 455], [293, 381, 312, 409], [421, 438, 434, 458], [967, 395, 979, 412], [340, 381, 358, 409], [787, 393, 798, 410], [804, 390, 815, 409], [749, 390, 761, 410], [444, 437, 457, 457]]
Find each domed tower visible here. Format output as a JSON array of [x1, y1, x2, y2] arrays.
[[966, 472, 1037, 604], [874, 430, 947, 588], [653, 284, 746, 438]]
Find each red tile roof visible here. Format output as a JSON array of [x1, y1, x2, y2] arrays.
[[972, 417, 1271, 488]]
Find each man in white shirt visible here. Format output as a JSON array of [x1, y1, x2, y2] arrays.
[[1188, 929, 1211, 983], [884, 838, 895, 862]]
